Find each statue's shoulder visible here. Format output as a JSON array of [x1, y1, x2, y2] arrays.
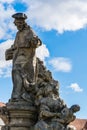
[[27, 25, 36, 35], [15, 31, 20, 37], [22, 26, 32, 34]]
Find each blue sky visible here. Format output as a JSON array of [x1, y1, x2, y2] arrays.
[[0, 0, 87, 119]]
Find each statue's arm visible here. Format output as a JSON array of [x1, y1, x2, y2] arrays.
[[27, 28, 42, 48], [39, 104, 61, 120], [5, 47, 14, 60], [39, 110, 58, 119]]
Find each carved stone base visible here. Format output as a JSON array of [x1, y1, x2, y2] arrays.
[[1, 126, 33, 130], [1, 100, 37, 130]]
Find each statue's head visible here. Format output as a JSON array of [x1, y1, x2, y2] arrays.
[[12, 13, 27, 31], [70, 104, 80, 113]]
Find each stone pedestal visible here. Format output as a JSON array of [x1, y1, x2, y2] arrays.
[[2, 100, 37, 130]]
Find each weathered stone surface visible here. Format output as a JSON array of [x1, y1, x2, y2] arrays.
[[1, 12, 80, 130]]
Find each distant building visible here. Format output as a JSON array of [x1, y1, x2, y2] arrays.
[[0, 118, 4, 129], [0, 102, 5, 107], [71, 118, 87, 130], [0, 102, 5, 129]]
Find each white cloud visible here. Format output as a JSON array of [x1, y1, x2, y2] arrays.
[[1, 0, 87, 40], [22, 0, 87, 33], [0, 0, 14, 4], [0, 40, 13, 77], [69, 83, 83, 92], [49, 57, 72, 72], [0, 3, 16, 40], [36, 44, 49, 61]]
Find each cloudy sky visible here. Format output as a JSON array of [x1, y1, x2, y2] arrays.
[[0, 0, 87, 119]]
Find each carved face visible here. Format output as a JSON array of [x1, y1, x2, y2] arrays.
[[70, 104, 80, 113], [14, 19, 25, 31]]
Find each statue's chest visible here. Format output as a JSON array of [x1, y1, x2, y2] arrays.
[[17, 32, 27, 43]]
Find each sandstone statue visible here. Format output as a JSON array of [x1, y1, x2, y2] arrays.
[[5, 13, 42, 101], [0, 13, 80, 130]]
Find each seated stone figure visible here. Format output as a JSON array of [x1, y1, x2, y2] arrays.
[[34, 84, 66, 130], [34, 81, 80, 130], [51, 104, 80, 130]]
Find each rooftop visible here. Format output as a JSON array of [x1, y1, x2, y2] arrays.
[[71, 118, 87, 130], [0, 102, 5, 107]]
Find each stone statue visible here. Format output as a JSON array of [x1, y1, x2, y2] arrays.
[[5, 13, 42, 101], [3, 13, 80, 130], [54, 104, 80, 126], [34, 80, 80, 130]]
